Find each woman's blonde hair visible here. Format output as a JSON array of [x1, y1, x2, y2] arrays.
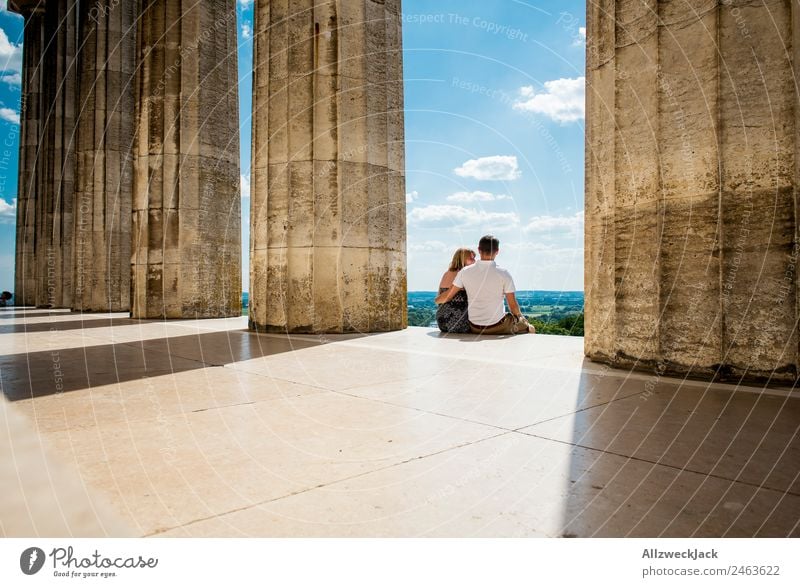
[[448, 248, 476, 272]]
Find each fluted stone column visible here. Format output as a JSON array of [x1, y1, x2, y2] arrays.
[[12, 2, 45, 307], [73, 1, 136, 312], [585, 0, 798, 383], [250, 0, 407, 333], [132, 0, 241, 318], [34, 0, 79, 308]]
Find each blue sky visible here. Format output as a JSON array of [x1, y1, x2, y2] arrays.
[[0, 0, 586, 295]]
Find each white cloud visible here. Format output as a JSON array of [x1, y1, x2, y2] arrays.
[[0, 28, 22, 84], [408, 240, 449, 253], [572, 26, 586, 46], [504, 241, 560, 252], [1, 72, 20, 86], [0, 107, 19, 124], [0, 197, 16, 223], [241, 173, 250, 199], [514, 77, 585, 123], [408, 204, 519, 230], [405, 190, 419, 204], [241, 23, 252, 39], [446, 190, 510, 203], [453, 155, 521, 181], [503, 241, 584, 270], [523, 211, 584, 235], [579, 27, 586, 38], [238, 0, 254, 7]]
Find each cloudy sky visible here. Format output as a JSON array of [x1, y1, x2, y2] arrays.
[[0, 0, 586, 294]]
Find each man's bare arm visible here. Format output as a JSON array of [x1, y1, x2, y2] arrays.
[[435, 285, 463, 305], [506, 292, 523, 318]]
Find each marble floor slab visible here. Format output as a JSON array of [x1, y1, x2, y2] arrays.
[[2, 309, 797, 537]]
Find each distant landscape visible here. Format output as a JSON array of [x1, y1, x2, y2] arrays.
[[242, 291, 585, 336]]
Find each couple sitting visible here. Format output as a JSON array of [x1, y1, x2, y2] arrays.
[[435, 235, 535, 335]]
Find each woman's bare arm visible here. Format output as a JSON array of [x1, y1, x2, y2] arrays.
[[439, 270, 457, 290]]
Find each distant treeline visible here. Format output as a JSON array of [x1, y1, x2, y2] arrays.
[[407, 291, 585, 336]]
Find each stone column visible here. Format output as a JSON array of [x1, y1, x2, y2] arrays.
[[585, 0, 798, 383], [11, 2, 45, 307], [34, 0, 79, 308], [718, 0, 796, 380], [584, 0, 616, 362], [132, 0, 241, 318], [73, 1, 136, 312], [612, 0, 660, 364], [249, 0, 407, 333]]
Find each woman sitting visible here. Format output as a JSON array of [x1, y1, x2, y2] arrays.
[[435, 248, 475, 333]]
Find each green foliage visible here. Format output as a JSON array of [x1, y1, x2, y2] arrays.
[[408, 306, 438, 328], [528, 312, 584, 336]]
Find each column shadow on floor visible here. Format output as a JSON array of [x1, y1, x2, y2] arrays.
[[552, 359, 800, 537], [0, 310, 73, 320], [0, 329, 364, 401], [0, 318, 161, 334]]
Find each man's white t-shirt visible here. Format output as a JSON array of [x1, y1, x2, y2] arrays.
[[453, 260, 516, 326]]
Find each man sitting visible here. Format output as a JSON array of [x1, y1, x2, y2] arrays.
[[434, 235, 535, 335]]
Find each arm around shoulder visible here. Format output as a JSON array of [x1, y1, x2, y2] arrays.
[[435, 285, 463, 305]]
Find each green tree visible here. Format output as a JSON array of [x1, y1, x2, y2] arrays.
[[527, 312, 584, 336]]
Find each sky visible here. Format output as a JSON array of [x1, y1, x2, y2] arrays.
[[0, 0, 586, 295]]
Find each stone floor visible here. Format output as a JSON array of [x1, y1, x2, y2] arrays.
[[1, 307, 798, 538]]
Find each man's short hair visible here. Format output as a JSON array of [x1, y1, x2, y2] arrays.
[[478, 235, 500, 255]]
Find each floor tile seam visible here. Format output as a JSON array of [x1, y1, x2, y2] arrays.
[[185, 387, 335, 414], [334, 370, 490, 393], [368, 346, 786, 399], [0, 331, 121, 356], [221, 363, 454, 396], [219, 364, 339, 393], [21, 388, 337, 434], [4, 319, 209, 334], [246, 330, 580, 365], [242, 331, 357, 346], [22, 324, 796, 398], [333, 339, 584, 370], [299, 338, 799, 399], [333, 385, 646, 428], [0, 326, 243, 357], [501, 390, 667, 430], [716, 465, 800, 538], [330, 389, 517, 435], [559, 364, 799, 399], [515, 430, 800, 498], [113, 357, 319, 390], [143, 430, 514, 537], [331, 385, 650, 439], [0, 327, 113, 336], [113, 340, 218, 369], [107, 335, 319, 369]]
